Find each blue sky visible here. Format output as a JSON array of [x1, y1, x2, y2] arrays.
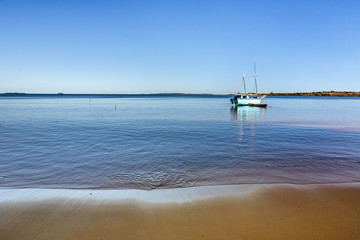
[[1, 0, 359, 94]]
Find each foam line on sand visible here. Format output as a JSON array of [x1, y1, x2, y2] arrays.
[[0, 184, 259, 204]]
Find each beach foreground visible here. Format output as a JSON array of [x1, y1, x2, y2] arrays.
[[1, 184, 359, 240]]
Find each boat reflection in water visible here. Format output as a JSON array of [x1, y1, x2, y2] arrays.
[[230, 106, 266, 141]]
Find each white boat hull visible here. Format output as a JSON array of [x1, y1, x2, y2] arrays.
[[230, 95, 267, 107], [235, 98, 262, 105]]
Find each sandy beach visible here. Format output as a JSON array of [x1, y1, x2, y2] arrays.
[[1, 183, 359, 240]]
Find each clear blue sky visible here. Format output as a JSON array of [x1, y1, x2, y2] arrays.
[[1, 0, 359, 94]]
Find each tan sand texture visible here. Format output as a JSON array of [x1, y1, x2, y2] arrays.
[[1, 184, 359, 240]]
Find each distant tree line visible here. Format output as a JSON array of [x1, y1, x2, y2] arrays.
[[267, 91, 360, 97]]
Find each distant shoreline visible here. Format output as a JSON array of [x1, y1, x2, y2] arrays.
[[1, 91, 360, 97], [267, 91, 360, 97]]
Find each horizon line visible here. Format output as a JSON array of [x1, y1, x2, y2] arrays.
[[1, 91, 360, 95]]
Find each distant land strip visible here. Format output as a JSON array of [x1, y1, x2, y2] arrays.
[[267, 91, 360, 97], [2, 91, 360, 97]]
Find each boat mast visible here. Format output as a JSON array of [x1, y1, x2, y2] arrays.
[[242, 72, 247, 94], [253, 58, 258, 94]]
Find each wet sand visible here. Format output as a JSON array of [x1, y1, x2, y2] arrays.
[[1, 184, 359, 240]]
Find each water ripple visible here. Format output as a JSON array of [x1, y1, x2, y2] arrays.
[[0, 96, 360, 189]]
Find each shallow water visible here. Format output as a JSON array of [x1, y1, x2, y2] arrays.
[[0, 95, 359, 189]]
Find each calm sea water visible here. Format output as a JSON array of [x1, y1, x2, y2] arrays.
[[0, 95, 360, 190]]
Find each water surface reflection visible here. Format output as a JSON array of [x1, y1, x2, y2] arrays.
[[230, 106, 266, 140]]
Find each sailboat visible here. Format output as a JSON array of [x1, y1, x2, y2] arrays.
[[230, 59, 267, 107]]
